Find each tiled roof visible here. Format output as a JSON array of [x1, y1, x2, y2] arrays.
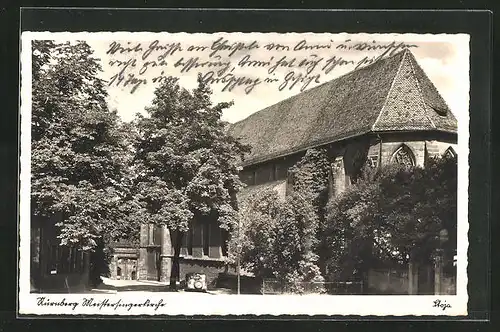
[[228, 49, 458, 166]]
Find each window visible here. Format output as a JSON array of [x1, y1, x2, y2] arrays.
[[270, 164, 277, 181], [47, 245, 84, 274], [240, 170, 255, 185], [187, 223, 193, 256], [146, 224, 162, 246], [117, 266, 122, 277], [287, 169, 295, 186], [221, 230, 229, 257], [183, 221, 213, 258], [391, 144, 415, 167], [444, 147, 456, 159], [153, 226, 162, 245], [351, 149, 366, 178], [432, 105, 448, 117], [202, 222, 210, 256], [148, 224, 154, 245], [275, 162, 287, 180]]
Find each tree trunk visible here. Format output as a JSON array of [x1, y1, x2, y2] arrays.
[[89, 238, 108, 287], [169, 231, 184, 290]]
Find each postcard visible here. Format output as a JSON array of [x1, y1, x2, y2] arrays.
[[19, 31, 470, 316]]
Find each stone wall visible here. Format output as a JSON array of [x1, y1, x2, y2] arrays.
[[426, 140, 458, 158], [137, 224, 149, 281], [367, 268, 409, 294], [160, 225, 172, 282], [239, 132, 457, 203], [133, 222, 228, 283], [240, 153, 304, 186], [239, 132, 456, 201]]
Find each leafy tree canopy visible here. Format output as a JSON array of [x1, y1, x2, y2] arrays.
[[229, 188, 324, 290], [132, 74, 250, 287], [31, 41, 138, 250], [132, 75, 250, 232], [323, 155, 457, 281]]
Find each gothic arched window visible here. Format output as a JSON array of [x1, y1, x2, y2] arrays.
[[444, 147, 456, 159], [391, 144, 416, 167]]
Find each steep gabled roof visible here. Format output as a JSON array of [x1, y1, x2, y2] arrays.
[[228, 49, 458, 166]]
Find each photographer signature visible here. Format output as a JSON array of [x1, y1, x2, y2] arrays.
[[433, 299, 452, 311]]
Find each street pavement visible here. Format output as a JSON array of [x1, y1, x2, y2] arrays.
[[88, 276, 235, 295]]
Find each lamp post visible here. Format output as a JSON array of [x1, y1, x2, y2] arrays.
[[237, 217, 241, 295]]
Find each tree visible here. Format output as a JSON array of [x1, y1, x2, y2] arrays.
[[323, 154, 457, 282], [288, 148, 331, 274], [277, 192, 324, 291], [133, 75, 249, 289], [229, 188, 324, 293], [31, 41, 138, 283], [227, 149, 329, 293], [288, 148, 330, 211], [227, 190, 282, 280]]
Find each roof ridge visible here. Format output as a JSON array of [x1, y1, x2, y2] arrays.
[[371, 49, 407, 131], [230, 49, 409, 127], [407, 50, 454, 117], [406, 51, 437, 129]]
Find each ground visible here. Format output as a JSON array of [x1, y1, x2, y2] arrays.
[[89, 277, 234, 295]]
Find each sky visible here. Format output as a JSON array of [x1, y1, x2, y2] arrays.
[[64, 33, 467, 125]]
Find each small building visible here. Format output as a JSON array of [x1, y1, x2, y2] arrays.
[[108, 241, 139, 281], [109, 223, 228, 286]]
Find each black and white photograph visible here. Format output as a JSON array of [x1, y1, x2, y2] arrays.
[[19, 31, 469, 316]]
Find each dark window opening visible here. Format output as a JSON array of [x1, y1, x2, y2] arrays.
[[444, 147, 456, 159], [203, 222, 210, 256], [47, 245, 84, 274], [148, 224, 154, 245], [187, 224, 193, 256], [117, 267, 122, 276], [240, 170, 255, 186], [432, 105, 448, 116], [221, 230, 229, 257], [153, 226, 162, 245], [275, 163, 287, 180], [270, 164, 276, 181]]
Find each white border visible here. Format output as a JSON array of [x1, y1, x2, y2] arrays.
[[19, 32, 470, 316]]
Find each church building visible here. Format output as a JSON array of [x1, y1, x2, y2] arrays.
[[109, 49, 458, 291], [230, 48, 457, 197]]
